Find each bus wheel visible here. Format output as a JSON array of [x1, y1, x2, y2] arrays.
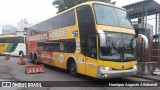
[[19, 51, 24, 57], [34, 54, 39, 65], [30, 54, 34, 63], [69, 61, 77, 76]]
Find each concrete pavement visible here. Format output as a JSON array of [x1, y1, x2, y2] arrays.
[[135, 75, 160, 81]]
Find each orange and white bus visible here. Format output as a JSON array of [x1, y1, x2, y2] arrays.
[[26, 1, 148, 78]]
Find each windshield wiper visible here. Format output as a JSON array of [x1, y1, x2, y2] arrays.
[[125, 57, 136, 60]]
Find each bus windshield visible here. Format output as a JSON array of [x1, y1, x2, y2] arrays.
[[94, 4, 133, 29], [99, 32, 136, 61]]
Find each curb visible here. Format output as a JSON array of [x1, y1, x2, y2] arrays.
[[133, 75, 160, 81]]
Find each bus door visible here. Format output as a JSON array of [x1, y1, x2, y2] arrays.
[[77, 5, 97, 77]]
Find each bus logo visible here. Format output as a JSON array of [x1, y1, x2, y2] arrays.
[[2, 82, 11, 87], [59, 54, 64, 63], [60, 43, 64, 51]]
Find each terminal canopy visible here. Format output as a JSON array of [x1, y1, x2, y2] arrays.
[[122, 0, 160, 19]]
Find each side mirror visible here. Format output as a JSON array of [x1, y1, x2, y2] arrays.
[[137, 34, 149, 49], [97, 30, 106, 47]]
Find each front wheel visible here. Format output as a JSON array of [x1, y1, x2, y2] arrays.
[[69, 61, 77, 76]]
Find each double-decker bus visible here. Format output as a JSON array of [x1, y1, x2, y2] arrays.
[[0, 35, 26, 56], [27, 1, 148, 78]]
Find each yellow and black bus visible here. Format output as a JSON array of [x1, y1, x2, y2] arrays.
[[27, 1, 148, 78]]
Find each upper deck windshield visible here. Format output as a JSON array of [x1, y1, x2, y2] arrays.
[[94, 4, 133, 29]]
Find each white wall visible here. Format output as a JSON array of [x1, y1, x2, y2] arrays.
[[17, 19, 34, 32]]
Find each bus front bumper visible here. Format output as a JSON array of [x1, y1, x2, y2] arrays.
[[97, 68, 137, 79]]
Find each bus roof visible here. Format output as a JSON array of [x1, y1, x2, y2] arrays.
[[0, 35, 25, 38], [57, 1, 124, 15], [30, 1, 125, 28]]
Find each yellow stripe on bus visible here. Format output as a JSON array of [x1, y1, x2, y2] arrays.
[[0, 43, 9, 54]]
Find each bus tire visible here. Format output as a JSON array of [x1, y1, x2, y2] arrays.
[[34, 54, 39, 65], [30, 53, 34, 63], [19, 51, 24, 57], [69, 60, 77, 76]]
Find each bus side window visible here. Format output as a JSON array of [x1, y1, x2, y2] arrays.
[[38, 42, 50, 51], [44, 46, 49, 51], [50, 41, 60, 52], [13, 37, 17, 43], [65, 39, 76, 53], [19, 36, 24, 43]]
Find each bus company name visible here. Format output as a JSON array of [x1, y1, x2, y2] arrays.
[[29, 33, 48, 41], [49, 30, 67, 38], [29, 30, 67, 41]]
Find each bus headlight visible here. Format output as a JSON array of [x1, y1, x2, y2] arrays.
[[132, 65, 137, 69], [100, 66, 111, 71]]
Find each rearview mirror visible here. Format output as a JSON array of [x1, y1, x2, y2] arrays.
[[97, 30, 106, 47], [137, 34, 149, 49]]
